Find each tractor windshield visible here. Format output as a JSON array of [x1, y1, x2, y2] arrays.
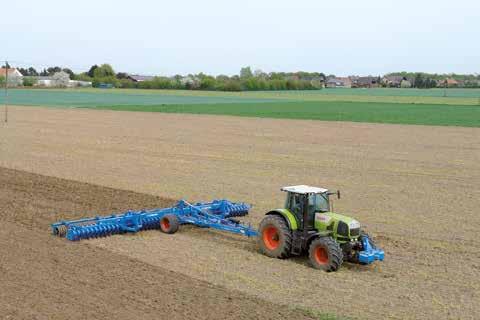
[[311, 192, 330, 212]]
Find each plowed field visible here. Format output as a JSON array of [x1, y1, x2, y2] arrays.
[[1, 106, 479, 319]]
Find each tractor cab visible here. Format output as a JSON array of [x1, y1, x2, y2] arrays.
[[281, 185, 337, 231]]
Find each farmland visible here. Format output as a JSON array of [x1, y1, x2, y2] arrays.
[[1, 106, 479, 319], [3, 88, 480, 127]]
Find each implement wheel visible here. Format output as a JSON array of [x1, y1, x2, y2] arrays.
[[258, 215, 292, 259], [308, 237, 343, 272], [159, 214, 179, 234]]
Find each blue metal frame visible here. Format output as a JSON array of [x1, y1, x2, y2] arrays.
[[51, 199, 257, 241], [358, 234, 385, 264]]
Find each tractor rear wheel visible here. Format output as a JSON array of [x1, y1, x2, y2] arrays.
[[258, 215, 292, 259], [308, 237, 343, 272], [159, 214, 179, 234]]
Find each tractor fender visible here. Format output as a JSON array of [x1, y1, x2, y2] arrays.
[[265, 209, 298, 230], [305, 230, 333, 247]]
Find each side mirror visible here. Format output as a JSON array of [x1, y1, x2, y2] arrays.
[[337, 190, 341, 199]]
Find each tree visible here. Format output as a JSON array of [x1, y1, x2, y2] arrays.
[[18, 68, 27, 76], [75, 73, 93, 81], [199, 75, 216, 90], [47, 66, 62, 76], [87, 65, 99, 78], [254, 69, 267, 79], [62, 68, 75, 79], [93, 64, 115, 78], [240, 66, 253, 79], [18, 67, 39, 76], [414, 73, 424, 88], [52, 71, 70, 87], [28, 67, 39, 76]]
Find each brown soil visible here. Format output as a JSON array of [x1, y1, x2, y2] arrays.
[[1, 106, 479, 319], [0, 167, 316, 320]]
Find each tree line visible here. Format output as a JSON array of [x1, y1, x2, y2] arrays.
[[10, 64, 326, 91], [5, 63, 480, 90], [387, 72, 480, 88]]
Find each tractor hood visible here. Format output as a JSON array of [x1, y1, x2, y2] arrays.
[[314, 212, 360, 235]]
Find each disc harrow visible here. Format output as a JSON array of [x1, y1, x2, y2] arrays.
[[51, 199, 257, 241]]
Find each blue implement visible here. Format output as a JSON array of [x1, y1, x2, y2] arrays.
[[358, 234, 385, 264], [51, 199, 257, 241]]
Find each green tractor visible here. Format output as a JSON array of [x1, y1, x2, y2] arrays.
[[258, 185, 384, 271]]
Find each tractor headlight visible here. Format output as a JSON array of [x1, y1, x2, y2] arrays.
[[349, 220, 360, 237], [349, 220, 360, 229]]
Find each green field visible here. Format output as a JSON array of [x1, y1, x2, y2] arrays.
[[89, 101, 479, 127], [3, 88, 480, 127]]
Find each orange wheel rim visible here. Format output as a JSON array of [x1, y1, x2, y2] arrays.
[[314, 246, 329, 265], [161, 218, 170, 230], [263, 226, 280, 250]]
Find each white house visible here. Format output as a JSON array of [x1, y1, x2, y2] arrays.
[[34, 71, 92, 88]]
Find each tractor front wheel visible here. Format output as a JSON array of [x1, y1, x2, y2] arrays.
[[308, 237, 343, 272], [258, 215, 292, 259]]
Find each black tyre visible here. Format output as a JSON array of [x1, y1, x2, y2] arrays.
[[53, 225, 67, 237], [308, 237, 344, 272], [159, 214, 179, 234], [258, 215, 292, 259]]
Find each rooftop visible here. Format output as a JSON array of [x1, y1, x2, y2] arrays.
[[0, 68, 19, 76], [128, 74, 155, 82], [281, 185, 328, 194]]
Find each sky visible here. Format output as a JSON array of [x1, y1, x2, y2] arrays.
[[1, 0, 479, 76]]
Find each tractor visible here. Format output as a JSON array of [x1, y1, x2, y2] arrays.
[[258, 185, 383, 271]]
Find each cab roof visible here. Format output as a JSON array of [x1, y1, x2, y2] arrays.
[[281, 185, 328, 194]]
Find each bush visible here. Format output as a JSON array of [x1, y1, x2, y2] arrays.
[[199, 76, 216, 90], [220, 80, 242, 91], [117, 79, 136, 88], [23, 77, 36, 87]]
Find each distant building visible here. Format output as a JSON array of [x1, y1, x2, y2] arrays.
[[352, 76, 380, 88], [445, 78, 459, 87], [36, 76, 55, 87], [34, 72, 91, 87], [400, 80, 412, 88], [0, 67, 23, 86], [382, 76, 405, 87], [326, 77, 352, 88], [127, 75, 155, 82], [180, 76, 201, 89]]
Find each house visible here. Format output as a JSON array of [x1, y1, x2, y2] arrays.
[[352, 76, 380, 88], [180, 76, 201, 89], [34, 71, 91, 88], [326, 77, 352, 88], [0, 67, 23, 86], [127, 74, 155, 82], [382, 75, 405, 87], [35, 76, 55, 87], [445, 78, 459, 87]]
